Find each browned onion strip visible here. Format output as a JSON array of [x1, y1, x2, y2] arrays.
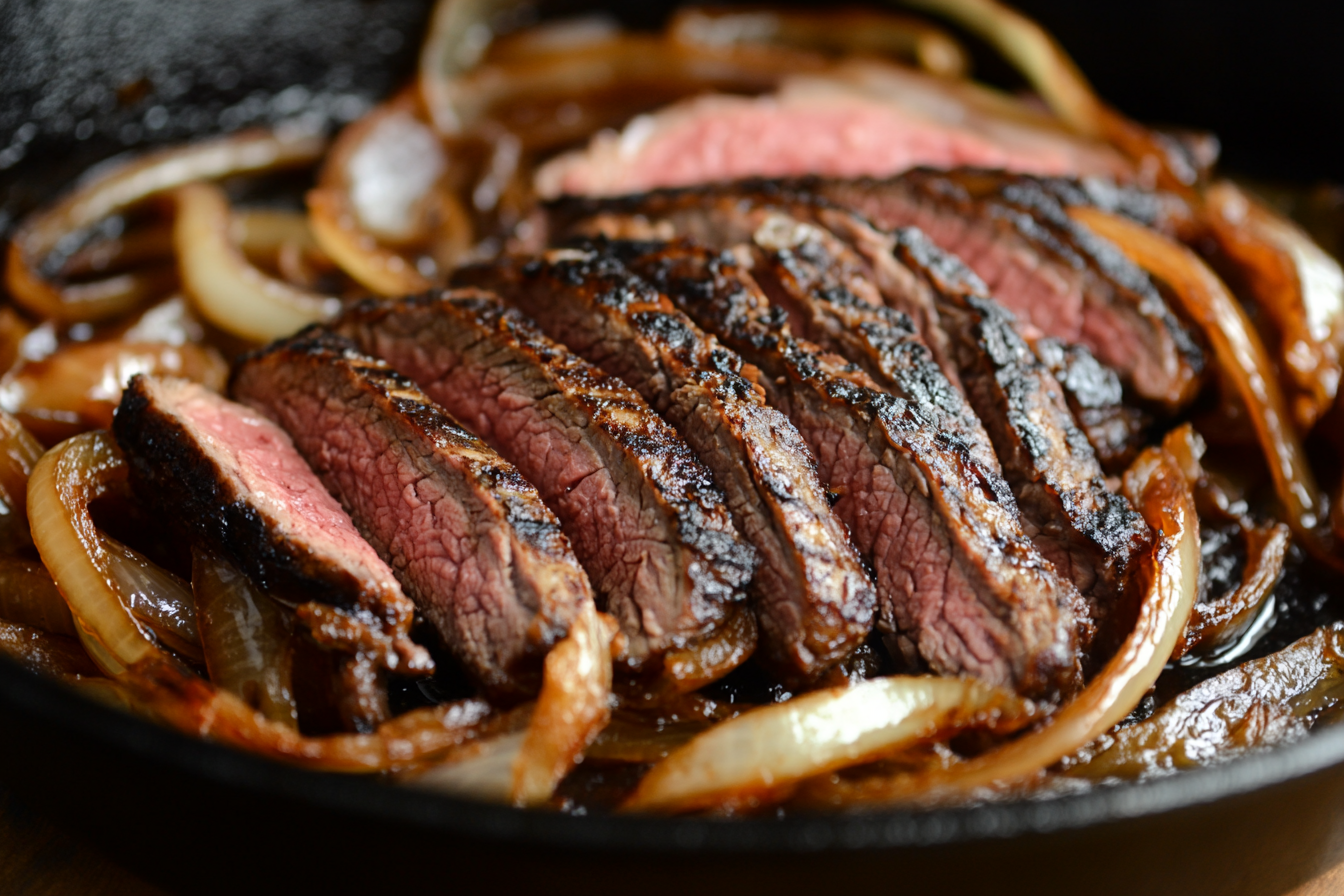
[[6, 128, 327, 324], [0, 619, 101, 678], [667, 7, 969, 78], [0, 410, 44, 551], [1204, 181, 1344, 430], [1069, 206, 1327, 546], [895, 0, 1192, 187], [173, 183, 343, 343], [25, 431, 169, 676], [805, 445, 1199, 807], [623, 676, 1038, 814], [1177, 520, 1289, 660], [0, 556, 79, 638], [1, 339, 228, 445], [191, 548, 297, 728], [100, 534, 202, 663], [655, 604, 758, 697], [123, 655, 495, 772], [57, 222, 175, 279], [511, 605, 616, 806]]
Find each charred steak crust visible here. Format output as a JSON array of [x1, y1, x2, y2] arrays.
[[793, 170, 1205, 410], [112, 375, 427, 672], [615, 241, 1081, 699], [332, 289, 755, 669], [231, 328, 593, 698], [891, 227, 1153, 658], [1033, 336, 1150, 472], [455, 250, 876, 683], [744, 210, 1003, 477]]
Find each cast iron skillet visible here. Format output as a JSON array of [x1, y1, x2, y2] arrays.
[[3, 2, 1344, 893]]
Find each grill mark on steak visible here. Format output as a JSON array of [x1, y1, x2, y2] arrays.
[[890, 227, 1153, 661], [332, 290, 755, 672], [795, 170, 1205, 410], [453, 250, 875, 684], [744, 210, 1004, 477], [1033, 336, 1150, 472], [613, 240, 1081, 699], [112, 375, 432, 717], [230, 329, 593, 700]]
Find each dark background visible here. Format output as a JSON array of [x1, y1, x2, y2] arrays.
[[2, 0, 1343, 241]]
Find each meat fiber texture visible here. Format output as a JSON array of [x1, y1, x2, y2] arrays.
[[112, 375, 426, 672], [455, 249, 876, 685], [534, 60, 1130, 199], [333, 290, 756, 670], [232, 329, 593, 699]]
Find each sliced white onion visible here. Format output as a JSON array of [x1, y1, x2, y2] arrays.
[[173, 182, 342, 343], [625, 675, 1036, 813]]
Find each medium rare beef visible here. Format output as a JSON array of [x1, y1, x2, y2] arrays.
[[616, 240, 1081, 699], [113, 375, 431, 730], [231, 330, 593, 699], [798, 170, 1205, 410], [454, 249, 876, 684], [533, 59, 1130, 199], [332, 290, 755, 673], [890, 228, 1153, 659], [1033, 337, 1150, 471], [743, 210, 1003, 476]]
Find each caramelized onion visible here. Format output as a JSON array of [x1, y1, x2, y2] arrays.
[[25, 431, 167, 676], [0, 556, 78, 638], [0, 619, 101, 678], [1204, 181, 1344, 429], [624, 676, 1037, 813], [1065, 623, 1344, 780], [100, 534, 201, 663], [1178, 520, 1289, 660], [0, 410, 44, 550], [6, 128, 326, 325], [0, 339, 228, 445], [655, 604, 758, 696], [511, 605, 617, 806], [897, 0, 1193, 187], [809, 445, 1199, 806], [192, 548, 297, 728], [1069, 206, 1327, 550], [173, 183, 342, 343], [668, 7, 969, 78]]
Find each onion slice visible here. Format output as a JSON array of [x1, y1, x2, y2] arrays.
[[100, 534, 202, 663], [0, 555, 79, 638], [26, 430, 169, 676], [6, 128, 326, 324], [510, 604, 617, 806], [0, 619, 101, 678], [0, 410, 44, 551], [1069, 206, 1329, 549], [624, 676, 1038, 813], [173, 183, 342, 342], [1204, 181, 1344, 430], [192, 548, 297, 728], [668, 7, 969, 78]]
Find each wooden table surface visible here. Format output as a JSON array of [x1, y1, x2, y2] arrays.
[[2, 779, 1342, 896]]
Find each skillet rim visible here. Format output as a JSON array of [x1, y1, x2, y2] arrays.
[[5, 650, 1344, 853]]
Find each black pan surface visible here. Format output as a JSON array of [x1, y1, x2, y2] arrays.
[[3, 3, 1344, 894]]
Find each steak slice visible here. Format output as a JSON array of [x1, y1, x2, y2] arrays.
[[797, 169, 1205, 410], [890, 228, 1152, 660], [231, 329, 593, 700], [616, 240, 1081, 699], [743, 210, 1003, 476], [454, 250, 876, 684], [332, 290, 755, 673], [113, 375, 432, 729], [1033, 336, 1150, 472]]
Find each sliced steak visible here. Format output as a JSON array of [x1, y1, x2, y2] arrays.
[[231, 329, 593, 700], [615, 240, 1081, 699], [889, 228, 1153, 660], [1033, 336, 1150, 472], [454, 250, 875, 684], [332, 290, 755, 673], [113, 375, 431, 729], [743, 210, 1002, 476]]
